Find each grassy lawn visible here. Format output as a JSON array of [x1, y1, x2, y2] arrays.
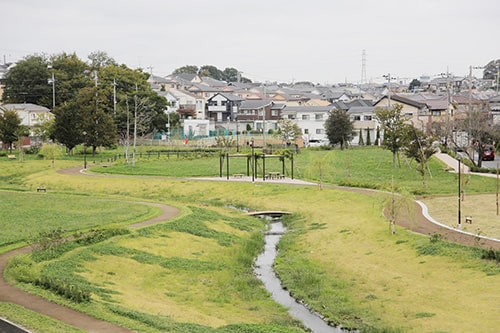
[[1, 147, 499, 332], [0, 191, 159, 251]]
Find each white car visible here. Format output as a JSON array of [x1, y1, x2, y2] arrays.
[[307, 139, 329, 147]]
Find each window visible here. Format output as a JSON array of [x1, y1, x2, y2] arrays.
[[315, 114, 323, 120], [364, 115, 372, 121], [304, 129, 309, 134], [221, 101, 227, 106], [302, 114, 310, 120], [272, 110, 278, 116], [353, 115, 361, 121], [316, 129, 323, 134]]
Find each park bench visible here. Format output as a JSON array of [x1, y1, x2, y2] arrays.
[[7, 155, 15, 159], [37, 187, 46, 193], [233, 174, 244, 179]]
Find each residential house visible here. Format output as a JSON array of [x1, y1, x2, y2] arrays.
[[489, 95, 500, 124], [167, 89, 204, 119], [0, 103, 53, 146], [206, 93, 244, 122], [238, 100, 283, 133], [347, 105, 377, 146], [281, 105, 334, 143], [373, 94, 430, 132]]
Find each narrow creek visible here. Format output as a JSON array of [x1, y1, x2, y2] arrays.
[[254, 219, 346, 333]]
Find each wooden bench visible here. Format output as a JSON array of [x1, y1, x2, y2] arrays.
[[233, 174, 244, 179], [7, 155, 16, 159], [37, 187, 46, 193]]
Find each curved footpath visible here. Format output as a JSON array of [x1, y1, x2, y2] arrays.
[[0, 199, 179, 333], [1, 160, 499, 332]]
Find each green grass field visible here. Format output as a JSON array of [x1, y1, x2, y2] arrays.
[[1, 147, 499, 333]]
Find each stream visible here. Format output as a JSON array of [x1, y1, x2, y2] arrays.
[[254, 220, 346, 333]]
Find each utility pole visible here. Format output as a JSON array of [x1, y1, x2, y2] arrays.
[[383, 73, 396, 108], [113, 78, 117, 116], [47, 65, 55, 109]]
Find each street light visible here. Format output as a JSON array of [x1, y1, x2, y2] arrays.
[[457, 153, 462, 228], [250, 137, 255, 182], [83, 131, 87, 169]]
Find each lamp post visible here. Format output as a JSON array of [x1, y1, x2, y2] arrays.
[[166, 110, 171, 143], [457, 153, 462, 228], [236, 120, 239, 153], [250, 137, 255, 182], [83, 131, 87, 169]]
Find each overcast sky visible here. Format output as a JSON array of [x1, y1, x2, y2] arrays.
[[2, 0, 499, 84]]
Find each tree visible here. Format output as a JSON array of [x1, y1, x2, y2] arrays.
[[276, 119, 301, 144], [482, 59, 499, 80], [0, 109, 24, 152], [409, 79, 421, 92], [173, 65, 199, 75], [374, 104, 410, 169], [456, 110, 495, 168], [1, 54, 52, 107], [221, 67, 239, 82], [52, 100, 85, 154], [77, 87, 117, 156], [358, 128, 364, 146], [403, 126, 437, 188], [375, 126, 380, 146], [87, 51, 117, 71], [198, 65, 223, 80], [49, 52, 92, 107], [324, 109, 355, 149], [366, 127, 371, 146]]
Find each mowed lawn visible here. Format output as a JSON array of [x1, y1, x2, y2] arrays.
[[1, 148, 499, 333]]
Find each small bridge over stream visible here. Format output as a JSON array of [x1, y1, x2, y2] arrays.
[[246, 211, 291, 218]]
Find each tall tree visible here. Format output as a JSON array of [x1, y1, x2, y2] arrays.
[[0, 109, 24, 151], [78, 87, 117, 155], [324, 108, 355, 149], [1, 54, 52, 107], [49, 52, 92, 107], [366, 127, 372, 146], [374, 104, 410, 169], [52, 100, 85, 154], [358, 128, 364, 146]]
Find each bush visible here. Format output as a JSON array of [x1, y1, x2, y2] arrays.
[[34, 276, 91, 303], [481, 248, 500, 263]]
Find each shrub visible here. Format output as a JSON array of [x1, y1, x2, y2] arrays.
[[34, 276, 91, 303]]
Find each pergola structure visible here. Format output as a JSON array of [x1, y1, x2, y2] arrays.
[[219, 152, 294, 181]]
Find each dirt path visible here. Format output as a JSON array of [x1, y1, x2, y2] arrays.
[[0, 189, 179, 332], [2, 165, 498, 332]]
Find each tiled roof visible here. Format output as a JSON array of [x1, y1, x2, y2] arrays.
[[1, 103, 50, 112], [240, 100, 273, 109]]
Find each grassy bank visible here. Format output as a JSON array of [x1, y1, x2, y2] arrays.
[[1, 148, 499, 332]]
